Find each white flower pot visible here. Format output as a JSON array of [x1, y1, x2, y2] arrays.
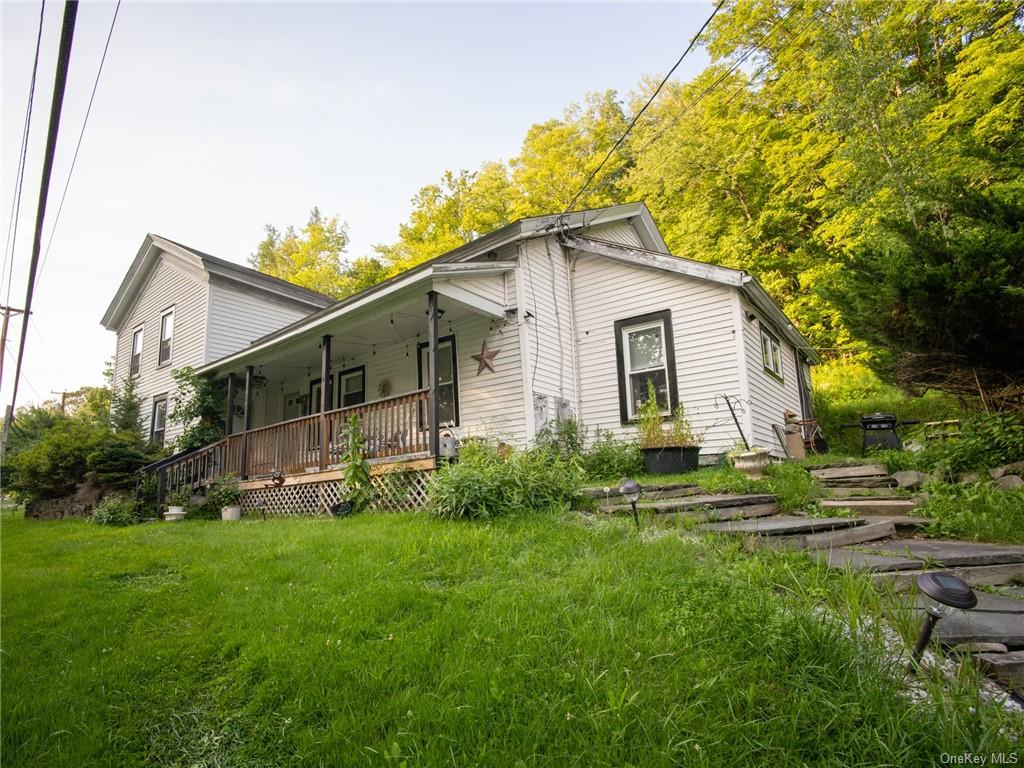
[[165, 506, 186, 522], [731, 450, 771, 479], [221, 505, 242, 521]]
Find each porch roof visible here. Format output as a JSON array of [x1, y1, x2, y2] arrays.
[[195, 261, 515, 377]]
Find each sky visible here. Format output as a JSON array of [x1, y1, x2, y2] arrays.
[[1, 1, 713, 411]]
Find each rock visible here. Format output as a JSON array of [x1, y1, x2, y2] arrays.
[[989, 460, 1024, 480], [24, 482, 108, 520], [958, 471, 981, 484], [893, 469, 931, 489], [952, 642, 1008, 655], [994, 474, 1024, 490]]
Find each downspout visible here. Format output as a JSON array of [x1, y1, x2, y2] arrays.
[[562, 243, 583, 426], [731, 292, 755, 448]]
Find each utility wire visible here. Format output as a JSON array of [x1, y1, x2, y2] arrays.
[[7, 0, 79, 427], [559, 0, 725, 216], [37, 0, 121, 287], [2, 0, 47, 307]]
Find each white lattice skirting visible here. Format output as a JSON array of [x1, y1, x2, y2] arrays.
[[240, 470, 432, 517]]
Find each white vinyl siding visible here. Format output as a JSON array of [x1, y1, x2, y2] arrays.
[[741, 298, 803, 456], [585, 220, 647, 248], [256, 312, 527, 444], [443, 274, 509, 309], [573, 253, 744, 459], [113, 257, 209, 443], [205, 280, 320, 363]]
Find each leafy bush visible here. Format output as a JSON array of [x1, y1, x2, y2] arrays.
[[427, 441, 582, 520], [535, 418, 586, 459], [917, 413, 1024, 478], [91, 495, 139, 526], [636, 380, 701, 448], [341, 415, 372, 513], [86, 432, 161, 490], [4, 419, 106, 501], [918, 483, 1024, 545], [579, 429, 643, 480], [206, 473, 241, 509], [169, 367, 225, 452]]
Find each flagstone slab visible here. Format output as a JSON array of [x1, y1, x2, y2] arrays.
[[700, 516, 862, 536], [866, 539, 1024, 567], [815, 548, 924, 572]]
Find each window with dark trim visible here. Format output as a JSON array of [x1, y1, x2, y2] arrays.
[[417, 335, 459, 427], [158, 309, 174, 366], [760, 325, 784, 382], [130, 327, 143, 376], [150, 395, 168, 446], [338, 366, 366, 408], [614, 310, 678, 423]]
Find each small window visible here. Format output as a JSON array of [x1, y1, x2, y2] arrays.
[[417, 335, 459, 427], [130, 327, 143, 376], [614, 310, 678, 422], [760, 326, 784, 381], [338, 366, 365, 408], [150, 396, 168, 446], [158, 310, 174, 365]]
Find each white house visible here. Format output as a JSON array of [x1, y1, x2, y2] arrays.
[[100, 234, 335, 444]]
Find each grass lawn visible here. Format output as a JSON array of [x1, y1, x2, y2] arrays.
[[2, 512, 1019, 767]]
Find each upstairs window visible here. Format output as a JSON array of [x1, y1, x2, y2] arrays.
[[150, 396, 168, 446], [338, 366, 366, 408], [760, 326, 784, 381], [158, 310, 174, 365], [614, 310, 678, 422], [130, 327, 143, 376]]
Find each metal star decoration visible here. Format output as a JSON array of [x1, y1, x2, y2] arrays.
[[471, 339, 501, 375]]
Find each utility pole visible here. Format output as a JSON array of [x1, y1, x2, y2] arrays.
[[50, 390, 68, 413], [0, 305, 27, 390]]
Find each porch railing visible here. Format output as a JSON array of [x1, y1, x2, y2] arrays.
[[156, 388, 431, 498]]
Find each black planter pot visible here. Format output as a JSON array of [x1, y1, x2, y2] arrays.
[[641, 446, 701, 474]]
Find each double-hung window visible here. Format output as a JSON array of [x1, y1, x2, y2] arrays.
[[614, 310, 678, 422], [130, 328, 143, 376], [150, 395, 168, 446], [760, 326, 784, 381], [338, 366, 366, 408], [158, 309, 174, 365], [418, 335, 459, 427]]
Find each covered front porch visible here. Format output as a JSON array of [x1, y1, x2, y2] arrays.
[[158, 261, 526, 507]]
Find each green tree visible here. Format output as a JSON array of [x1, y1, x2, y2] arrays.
[[169, 367, 225, 452], [110, 376, 142, 436], [251, 208, 351, 299]]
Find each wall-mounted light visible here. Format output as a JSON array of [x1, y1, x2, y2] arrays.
[[746, 312, 757, 323]]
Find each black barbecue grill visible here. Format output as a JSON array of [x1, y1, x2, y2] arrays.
[[841, 412, 921, 454]]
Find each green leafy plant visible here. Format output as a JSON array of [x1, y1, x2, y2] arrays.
[[341, 415, 373, 514], [169, 367, 226, 453], [165, 490, 190, 508], [636, 380, 702, 449], [206, 474, 241, 510], [110, 376, 143, 436], [90, 495, 139, 526], [580, 429, 643, 480], [427, 440, 582, 520]]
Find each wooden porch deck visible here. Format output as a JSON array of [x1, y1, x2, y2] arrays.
[[159, 388, 435, 497]]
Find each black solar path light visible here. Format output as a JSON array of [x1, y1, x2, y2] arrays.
[[619, 479, 643, 529], [912, 572, 977, 662]]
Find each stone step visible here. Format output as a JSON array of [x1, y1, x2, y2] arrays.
[[824, 487, 910, 499], [875, 563, 1024, 589], [870, 515, 933, 530], [818, 549, 925, 572], [580, 482, 699, 500], [820, 498, 920, 515], [909, 593, 1024, 649], [976, 651, 1024, 687], [810, 464, 888, 480], [748, 521, 896, 552], [601, 493, 777, 515], [866, 539, 1024, 568], [820, 477, 897, 489], [700, 515, 864, 537], [656, 503, 779, 525]]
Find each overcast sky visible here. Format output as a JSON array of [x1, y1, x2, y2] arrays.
[[1, 1, 712, 409]]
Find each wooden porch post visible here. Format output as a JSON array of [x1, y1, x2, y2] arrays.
[[427, 290, 440, 459], [319, 334, 332, 470], [225, 372, 237, 436], [240, 366, 254, 479]]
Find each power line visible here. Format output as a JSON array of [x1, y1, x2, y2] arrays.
[[559, 0, 726, 216], [2, 0, 47, 307], [7, 0, 79, 428], [37, 0, 121, 287]]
